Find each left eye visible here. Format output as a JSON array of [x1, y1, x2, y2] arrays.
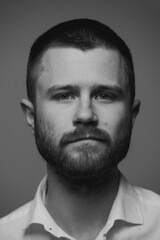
[[95, 92, 114, 101]]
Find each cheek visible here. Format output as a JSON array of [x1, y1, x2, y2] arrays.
[[36, 103, 74, 141], [98, 104, 131, 136]]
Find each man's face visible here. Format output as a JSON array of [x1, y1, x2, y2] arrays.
[[33, 47, 139, 185]]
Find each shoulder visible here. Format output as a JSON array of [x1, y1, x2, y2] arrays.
[[0, 201, 32, 225], [0, 201, 32, 239], [134, 185, 160, 223], [135, 185, 160, 206]]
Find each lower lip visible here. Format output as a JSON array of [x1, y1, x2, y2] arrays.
[[68, 139, 104, 145]]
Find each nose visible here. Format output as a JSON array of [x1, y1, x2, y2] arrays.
[[73, 99, 98, 127]]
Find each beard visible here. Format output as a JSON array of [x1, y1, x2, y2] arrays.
[[34, 116, 132, 192]]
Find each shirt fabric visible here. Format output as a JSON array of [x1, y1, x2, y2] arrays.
[[1, 173, 160, 240]]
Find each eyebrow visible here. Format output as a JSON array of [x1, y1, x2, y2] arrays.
[[46, 85, 79, 97], [91, 84, 123, 95], [46, 84, 123, 97]]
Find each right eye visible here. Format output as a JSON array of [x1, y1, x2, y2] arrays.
[[53, 93, 76, 102]]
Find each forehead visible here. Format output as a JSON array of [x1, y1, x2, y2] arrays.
[[37, 47, 128, 91]]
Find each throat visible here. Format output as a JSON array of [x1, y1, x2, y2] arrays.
[[45, 166, 120, 240]]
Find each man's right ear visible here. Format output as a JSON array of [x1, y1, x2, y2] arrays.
[[20, 99, 35, 135]]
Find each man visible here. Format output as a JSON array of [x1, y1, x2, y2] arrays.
[[0, 18, 160, 240]]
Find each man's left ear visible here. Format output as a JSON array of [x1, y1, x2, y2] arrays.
[[131, 99, 141, 126]]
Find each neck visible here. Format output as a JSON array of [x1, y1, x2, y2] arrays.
[[45, 165, 120, 240]]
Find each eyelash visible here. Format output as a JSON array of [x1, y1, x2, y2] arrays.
[[94, 92, 115, 101], [53, 93, 75, 101]]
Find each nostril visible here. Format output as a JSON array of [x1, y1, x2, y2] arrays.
[[73, 120, 98, 127], [73, 113, 98, 126]]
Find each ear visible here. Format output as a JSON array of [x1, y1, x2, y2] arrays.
[[131, 99, 141, 126], [20, 99, 35, 135]]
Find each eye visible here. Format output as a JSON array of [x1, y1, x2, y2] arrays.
[[54, 93, 75, 102], [95, 92, 115, 102]]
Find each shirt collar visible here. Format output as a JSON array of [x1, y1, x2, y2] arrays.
[[26, 172, 144, 237], [107, 173, 144, 226], [26, 176, 73, 239]]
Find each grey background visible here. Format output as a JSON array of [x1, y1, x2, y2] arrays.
[[0, 0, 160, 217]]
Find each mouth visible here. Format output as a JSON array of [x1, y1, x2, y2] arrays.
[[67, 137, 106, 144]]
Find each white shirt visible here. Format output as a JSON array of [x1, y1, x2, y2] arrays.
[[1, 173, 160, 240]]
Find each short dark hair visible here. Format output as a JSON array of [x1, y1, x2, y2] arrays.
[[27, 18, 135, 105]]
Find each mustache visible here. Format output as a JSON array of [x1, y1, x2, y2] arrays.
[[59, 126, 111, 146]]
